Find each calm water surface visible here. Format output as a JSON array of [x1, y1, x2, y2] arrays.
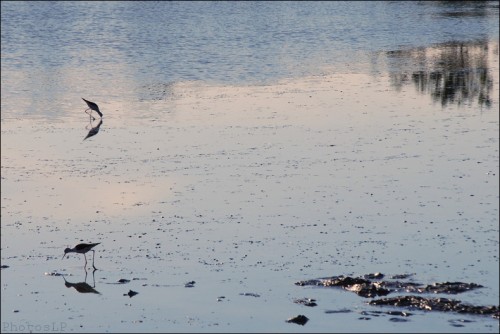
[[1, 1, 499, 118], [1, 2, 499, 333]]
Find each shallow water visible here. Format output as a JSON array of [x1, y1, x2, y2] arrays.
[[1, 2, 499, 333], [1, 1, 499, 118]]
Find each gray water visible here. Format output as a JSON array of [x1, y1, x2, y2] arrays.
[[1, 2, 499, 333], [1, 1, 499, 118]]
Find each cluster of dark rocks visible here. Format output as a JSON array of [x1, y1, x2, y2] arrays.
[[369, 295, 499, 317], [294, 273, 499, 319]]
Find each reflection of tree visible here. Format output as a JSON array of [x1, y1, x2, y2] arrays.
[[429, 1, 495, 19], [386, 40, 494, 108]]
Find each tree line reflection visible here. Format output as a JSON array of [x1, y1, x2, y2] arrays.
[[384, 39, 495, 108]]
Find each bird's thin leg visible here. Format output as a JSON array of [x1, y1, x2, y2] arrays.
[[84, 267, 88, 282], [92, 249, 98, 270], [92, 268, 97, 287], [87, 117, 95, 130], [84, 253, 88, 268], [85, 109, 96, 121]]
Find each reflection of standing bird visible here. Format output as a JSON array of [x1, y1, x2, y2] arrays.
[[62, 275, 100, 294], [82, 98, 103, 120], [83, 119, 103, 141], [62, 243, 100, 269]]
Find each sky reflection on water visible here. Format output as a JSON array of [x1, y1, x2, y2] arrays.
[[1, 2, 499, 333], [1, 1, 498, 119]]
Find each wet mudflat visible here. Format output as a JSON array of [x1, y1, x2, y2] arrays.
[[1, 41, 499, 332]]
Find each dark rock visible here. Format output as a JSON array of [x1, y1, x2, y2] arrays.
[[420, 282, 483, 294], [184, 281, 195, 288], [369, 295, 499, 318], [294, 279, 323, 286], [324, 309, 352, 314], [344, 282, 391, 298], [322, 276, 371, 287], [296, 275, 484, 297], [125, 290, 138, 298], [391, 273, 414, 279], [383, 280, 422, 293], [296, 273, 498, 319], [387, 310, 412, 317], [293, 298, 317, 307], [286, 315, 309, 326], [295, 275, 370, 287], [363, 272, 384, 280]]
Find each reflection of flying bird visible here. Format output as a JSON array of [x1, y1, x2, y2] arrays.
[[83, 119, 103, 141], [62, 243, 100, 269], [82, 98, 103, 120]]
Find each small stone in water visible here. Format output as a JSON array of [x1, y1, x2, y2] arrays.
[[125, 290, 138, 298], [286, 315, 309, 326]]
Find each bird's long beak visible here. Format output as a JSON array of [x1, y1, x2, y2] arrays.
[[62, 253, 67, 260]]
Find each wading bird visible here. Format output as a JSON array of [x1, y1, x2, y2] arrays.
[[82, 98, 103, 121], [62, 243, 100, 269]]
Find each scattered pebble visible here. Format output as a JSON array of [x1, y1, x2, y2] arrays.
[[293, 298, 317, 307], [325, 309, 352, 314], [239, 292, 260, 297]]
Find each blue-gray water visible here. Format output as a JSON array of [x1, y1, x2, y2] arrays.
[[1, 1, 499, 118], [1, 2, 499, 333]]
